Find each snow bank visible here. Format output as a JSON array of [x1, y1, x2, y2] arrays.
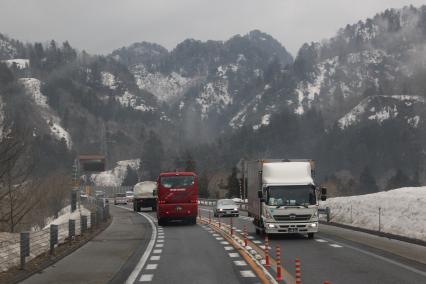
[[90, 159, 140, 186], [322, 187, 426, 241], [43, 205, 91, 229]]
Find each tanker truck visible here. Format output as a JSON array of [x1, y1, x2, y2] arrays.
[[133, 181, 157, 212]]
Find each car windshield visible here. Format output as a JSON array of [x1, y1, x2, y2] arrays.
[[267, 185, 316, 206], [218, 200, 236, 206], [160, 176, 194, 188]]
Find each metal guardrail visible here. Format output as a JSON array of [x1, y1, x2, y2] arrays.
[[198, 199, 248, 211], [0, 200, 110, 273]]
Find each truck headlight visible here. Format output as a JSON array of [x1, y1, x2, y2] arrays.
[[310, 223, 317, 228], [268, 224, 276, 228], [234, 208, 239, 211]]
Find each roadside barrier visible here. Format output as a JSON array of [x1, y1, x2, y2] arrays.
[[276, 245, 283, 281], [295, 257, 302, 284], [0, 201, 109, 273]]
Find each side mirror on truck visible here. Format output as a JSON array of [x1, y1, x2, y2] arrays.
[[321, 187, 327, 201]]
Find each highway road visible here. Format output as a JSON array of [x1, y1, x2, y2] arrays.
[[198, 205, 426, 284], [20, 204, 426, 284]]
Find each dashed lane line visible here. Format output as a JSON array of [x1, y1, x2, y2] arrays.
[[139, 274, 153, 282], [329, 244, 343, 248], [240, 270, 256, 278]]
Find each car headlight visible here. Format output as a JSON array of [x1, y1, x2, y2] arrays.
[[219, 208, 223, 211], [268, 224, 276, 228], [234, 208, 239, 211]]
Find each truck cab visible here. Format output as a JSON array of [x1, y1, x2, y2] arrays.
[[156, 172, 198, 226]]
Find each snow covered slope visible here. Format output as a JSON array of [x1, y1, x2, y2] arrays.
[[338, 95, 424, 129], [19, 78, 72, 148], [322, 187, 426, 241], [90, 159, 140, 186]]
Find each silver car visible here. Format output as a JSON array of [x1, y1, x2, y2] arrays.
[[214, 199, 239, 217]]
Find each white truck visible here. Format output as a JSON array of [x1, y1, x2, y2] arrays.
[[246, 159, 326, 239], [133, 181, 157, 212]]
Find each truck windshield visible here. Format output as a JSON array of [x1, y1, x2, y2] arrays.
[[266, 185, 316, 206], [160, 176, 194, 188]]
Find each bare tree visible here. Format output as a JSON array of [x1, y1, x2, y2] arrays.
[[0, 125, 43, 232]]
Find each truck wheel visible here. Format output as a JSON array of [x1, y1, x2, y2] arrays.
[[308, 233, 315, 239], [189, 217, 197, 225]]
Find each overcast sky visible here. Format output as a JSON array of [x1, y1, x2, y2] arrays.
[[1, 0, 425, 56]]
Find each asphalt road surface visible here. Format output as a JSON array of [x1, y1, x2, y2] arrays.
[[199, 205, 426, 284], [21, 205, 261, 284]]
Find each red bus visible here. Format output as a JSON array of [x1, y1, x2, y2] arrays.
[[156, 172, 198, 225]]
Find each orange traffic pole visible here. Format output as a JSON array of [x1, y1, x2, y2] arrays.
[[295, 257, 302, 284], [276, 245, 283, 281], [264, 235, 270, 268]]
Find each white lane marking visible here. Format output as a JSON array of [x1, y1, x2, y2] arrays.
[[139, 274, 153, 282], [117, 207, 156, 284], [319, 236, 426, 278], [157, 236, 164, 239], [157, 239, 164, 243], [145, 264, 158, 270], [224, 246, 234, 251], [150, 255, 161, 261], [234, 260, 247, 266], [253, 240, 262, 244], [212, 233, 220, 237], [216, 237, 224, 240], [240, 270, 256, 277], [220, 241, 229, 245], [155, 244, 164, 248], [329, 244, 343, 248], [153, 249, 162, 254], [316, 239, 328, 243], [229, 253, 239, 258]]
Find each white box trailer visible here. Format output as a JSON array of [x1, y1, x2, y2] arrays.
[[246, 159, 326, 238]]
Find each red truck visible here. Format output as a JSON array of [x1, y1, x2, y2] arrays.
[[156, 172, 198, 226]]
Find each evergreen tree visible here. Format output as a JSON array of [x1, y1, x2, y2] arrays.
[[141, 131, 164, 180], [122, 165, 139, 186], [198, 171, 209, 198], [359, 166, 378, 194], [227, 167, 240, 198], [386, 169, 411, 190]]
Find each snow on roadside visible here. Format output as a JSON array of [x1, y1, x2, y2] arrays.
[[19, 78, 72, 148], [321, 187, 426, 241], [43, 205, 91, 229], [90, 159, 140, 186]]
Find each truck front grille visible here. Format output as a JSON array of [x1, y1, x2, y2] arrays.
[[273, 214, 312, 221]]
